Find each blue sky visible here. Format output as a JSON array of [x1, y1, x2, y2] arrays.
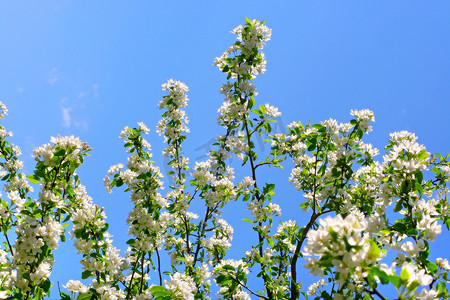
[[1, 1, 450, 298]]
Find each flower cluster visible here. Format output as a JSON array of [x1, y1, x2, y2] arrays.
[[214, 18, 272, 128], [157, 79, 190, 146], [303, 214, 381, 282]]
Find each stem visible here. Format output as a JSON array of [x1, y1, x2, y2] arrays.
[[290, 151, 320, 299], [140, 253, 145, 293], [230, 274, 270, 300], [1, 220, 14, 256], [244, 115, 274, 299], [126, 257, 140, 300], [290, 212, 320, 300], [365, 287, 387, 300], [156, 248, 163, 286], [193, 206, 211, 266], [183, 215, 191, 254], [255, 161, 272, 169]]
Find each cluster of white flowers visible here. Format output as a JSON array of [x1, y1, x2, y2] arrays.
[[191, 161, 215, 186], [381, 261, 436, 298], [33, 135, 86, 169], [247, 198, 281, 224], [69, 184, 127, 297], [215, 18, 271, 76], [413, 199, 442, 241], [303, 214, 381, 284], [214, 19, 271, 128], [231, 19, 271, 49], [12, 218, 59, 290], [383, 131, 429, 175], [203, 218, 233, 255], [263, 103, 281, 118], [350, 108, 375, 132], [214, 259, 251, 300], [238, 176, 255, 192], [164, 272, 196, 300], [157, 79, 190, 145], [0, 102, 8, 119], [64, 280, 89, 294], [273, 220, 297, 252], [191, 158, 236, 208], [225, 131, 248, 160], [307, 279, 326, 296], [0, 127, 13, 139]]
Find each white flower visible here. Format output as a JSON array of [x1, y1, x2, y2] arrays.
[[307, 279, 326, 295], [264, 103, 281, 117], [164, 272, 196, 300], [0, 102, 8, 118], [137, 122, 150, 134], [436, 258, 450, 271], [401, 262, 433, 286], [64, 280, 89, 294]]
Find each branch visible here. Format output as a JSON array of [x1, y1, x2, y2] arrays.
[[229, 274, 269, 300], [1, 219, 14, 256], [255, 161, 272, 169], [156, 248, 163, 286], [364, 287, 387, 300], [290, 211, 321, 300], [140, 253, 145, 293]]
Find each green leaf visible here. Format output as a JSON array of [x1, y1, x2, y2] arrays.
[[371, 267, 389, 284], [427, 262, 438, 274], [259, 104, 266, 114], [367, 240, 381, 260], [408, 280, 419, 292], [54, 149, 66, 156], [389, 275, 401, 288], [312, 124, 326, 132], [222, 264, 235, 271], [242, 217, 252, 223], [415, 170, 423, 184], [150, 285, 170, 297], [26, 174, 41, 183], [264, 183, 275, 195], [59, 292, 71, 300], [81, 270, 92, 279], [42, 279, 51, 292], [400, 267, 410, 281], [247, 96, 255, 109], [418, 149, 428, 161]]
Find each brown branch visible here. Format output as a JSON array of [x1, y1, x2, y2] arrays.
[[290, 212, 320, 300]]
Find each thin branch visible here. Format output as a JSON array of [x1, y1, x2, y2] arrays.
[[244, 113, 274, 299], [230, 274, 269, 300], [255, 161, 272, 169], [126, 257, 140, 300], [1, 220, 14, 256], [156, 248, 163, 286], [290, 211, 320, 300], [364, 287, 387, 300], [140, 252, 145, 293]]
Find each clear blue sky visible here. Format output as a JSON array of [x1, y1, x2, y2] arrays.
[[1, 1, 449, 298]]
